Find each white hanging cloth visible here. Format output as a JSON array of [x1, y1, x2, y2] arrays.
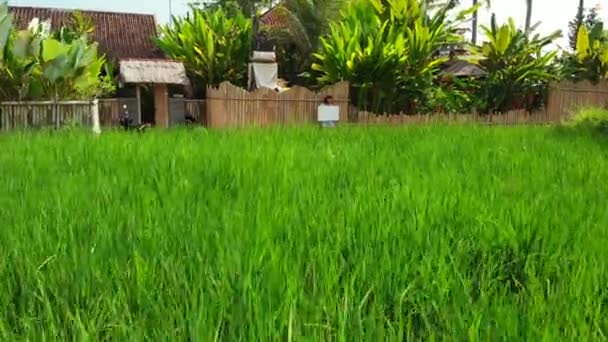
[[248, 51, 288, 92]]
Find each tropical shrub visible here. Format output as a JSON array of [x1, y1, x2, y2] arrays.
[[429, 75, 482, 113], [0, 3, 114, 101], [557, 4, 606, 83], [0, 28, 39, 100], [469, 16, 561, 113], [560, 24, 608, 83], [566, 107, 608, 134], [38, 35, 111, 99], [310, 0, 476, 114], [155, 7, 252, 96]]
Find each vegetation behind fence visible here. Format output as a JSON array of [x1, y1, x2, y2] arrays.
[[203, 80, 607, 128], [0, 80, 607, 132]]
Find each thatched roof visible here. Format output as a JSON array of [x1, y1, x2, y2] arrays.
[[10, 6, 163, 60], [119, 59, 189, 85], [439, 60, 487, 77]]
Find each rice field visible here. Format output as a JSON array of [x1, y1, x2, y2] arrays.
[[0, 125, 607, 340]]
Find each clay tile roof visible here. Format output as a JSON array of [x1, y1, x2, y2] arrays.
[[259, 6, 288, 28], [9, 6, 163, 60]]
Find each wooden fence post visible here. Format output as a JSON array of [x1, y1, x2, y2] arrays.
[[92, 99, 101, 134]]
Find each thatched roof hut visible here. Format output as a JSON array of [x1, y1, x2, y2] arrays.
[[119, 59, 190, 85], [439, 60, 487, 78]]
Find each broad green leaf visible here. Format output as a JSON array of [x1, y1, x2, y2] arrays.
[[0, 7, 12, 59], [576, 26, 590, 61], [496, 25, 512, 55], [455, 3, 481, 21], [42, 38, 68, 62], [43, 55, 70, 82], [27, 78, 44, 98], [600, 48, 608, 66]]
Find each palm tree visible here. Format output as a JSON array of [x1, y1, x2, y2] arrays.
[[190, 0, 273, 17], [525, 0, 533, 32], [569, 0, 586, 49], [266, 0, 346, 83], [432, 0, 491, 45], [272, 0, 345, 55], [472, 0, 479, 44]]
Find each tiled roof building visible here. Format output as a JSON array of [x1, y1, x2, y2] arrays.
[[9, 6, 163, 60]]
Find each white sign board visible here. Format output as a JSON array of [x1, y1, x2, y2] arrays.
[[318, 104, 339, 122]]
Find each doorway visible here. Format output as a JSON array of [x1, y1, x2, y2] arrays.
[[140, 85, 155, 125]]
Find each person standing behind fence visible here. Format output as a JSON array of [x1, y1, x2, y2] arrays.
[[318, 95, 338, 128]]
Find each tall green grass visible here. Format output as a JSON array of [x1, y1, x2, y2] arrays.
[[0, 125, 607, 340]]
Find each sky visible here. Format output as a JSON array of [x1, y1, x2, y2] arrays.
[[7, 0, 608, 50], [8, 0, 191, 23], [460, 0, 607, 50]]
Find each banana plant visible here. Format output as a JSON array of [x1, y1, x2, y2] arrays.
[[155, 7, 252, 96], [469, 15, 561, 113], [0, 2, 10, 58], [0, 2, 113, 101], [37, 36, 108, 99], [0, 4, 33, 100]]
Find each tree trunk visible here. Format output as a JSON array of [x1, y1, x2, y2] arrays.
[[471, 0, 478, 44], [525, 0, 533, 32]]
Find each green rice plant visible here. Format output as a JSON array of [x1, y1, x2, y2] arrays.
[[0, 125, 607, 340]]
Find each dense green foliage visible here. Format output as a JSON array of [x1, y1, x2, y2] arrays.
[[311, 0, 476, 113], [429, 75, 483, 113], [0, 3, 114, 101], [155, 7, 252, 96], [558, 2, 608, 83], [470, 16, 560, 113], [279, 0, 564, 114], [1, 126, 607, 339], [157, 0, 608, 114], [563, 24, 608, 83]]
